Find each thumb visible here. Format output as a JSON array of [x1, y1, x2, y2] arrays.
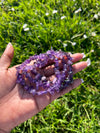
[[0, 42, 14, 70]]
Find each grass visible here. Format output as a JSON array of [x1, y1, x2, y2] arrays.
[[0, 0, 100, 132]]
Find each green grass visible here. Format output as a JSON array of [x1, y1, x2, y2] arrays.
[[0, 0, 100, 132]]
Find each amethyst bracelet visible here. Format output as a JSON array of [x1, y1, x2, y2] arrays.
[[16, 48, 73, 96]]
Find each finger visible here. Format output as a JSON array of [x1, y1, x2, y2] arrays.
[[71, 53, 84, 63], [0, 43, 14, 70], [50, 78, 82, 102], [73, 61, 87, 74], [43, 53, 84, 77]]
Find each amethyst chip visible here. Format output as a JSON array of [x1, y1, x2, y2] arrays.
[[16, 48, 73, 96]]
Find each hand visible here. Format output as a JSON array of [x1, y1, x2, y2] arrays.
[[0, 43, 88, 133]]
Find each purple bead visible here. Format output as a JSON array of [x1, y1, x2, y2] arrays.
[[24, 85, 29, 90], [30, 89, 36, 95], [35, 73, 42, 80], [37, 91, 47, 95]]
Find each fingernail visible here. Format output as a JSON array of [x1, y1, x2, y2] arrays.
[[6, 42, 12, 50], [81, 79, 84, 83], [86, 58, 91, 66], [82, 53, 86, 58]]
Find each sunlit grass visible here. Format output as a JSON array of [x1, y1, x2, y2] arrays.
[[0, 0, 100, 132]]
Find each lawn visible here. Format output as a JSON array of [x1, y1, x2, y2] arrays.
[[0, 0, 100, 132]]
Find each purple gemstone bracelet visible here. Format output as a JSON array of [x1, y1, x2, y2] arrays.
[[16, 48, 73, 96]]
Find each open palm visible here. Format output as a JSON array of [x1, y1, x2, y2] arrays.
[[0, 43, 87, 133]]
